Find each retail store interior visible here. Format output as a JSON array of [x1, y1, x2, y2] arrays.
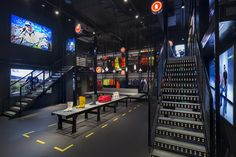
[[0, 0, 236, 157]]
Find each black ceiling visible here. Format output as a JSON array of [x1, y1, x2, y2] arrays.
[[41, 0, 190, 51]]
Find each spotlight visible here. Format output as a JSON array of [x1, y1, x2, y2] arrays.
[[93, 32, 96, 35], [41, 4, 45, 7], [124, 0, 128, 2], [135, 15, 139, 19], [181, 5, 185, 9], [68, 18, 71, 22], [55, 10, 60, 15]]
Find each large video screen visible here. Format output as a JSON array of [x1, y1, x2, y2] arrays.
[[10, 69, 49, 96], [219, 46, 234, 124], [66, 38, 75, 53], [11, 15, 52, 51]]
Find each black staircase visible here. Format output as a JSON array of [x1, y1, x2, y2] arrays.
[[2, 56, 75, 119], [150, 56, 208, 157]]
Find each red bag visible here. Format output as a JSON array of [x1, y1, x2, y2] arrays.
[[98, 95, 112, 103]]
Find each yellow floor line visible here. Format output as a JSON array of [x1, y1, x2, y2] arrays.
[[85, 132, 95, 138], [54, 144, 74, 152], [36, 140, 46, 145], [122, 113, 126, 117], [48, 123, 57, 127], [113, 118, 119, 122], [101, 124, 108, 128], [22, 131, 35, 138]]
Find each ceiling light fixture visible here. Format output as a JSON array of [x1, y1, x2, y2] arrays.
[[41, 4, 45, 7], [181, 5, 185, 9], [55, 10, 60, 15], [135, 15, 139, 19], [124, 0, 128, 3], [68, 18, 71, 22]]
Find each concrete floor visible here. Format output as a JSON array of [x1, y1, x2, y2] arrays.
[[0, 101, 149, 157]]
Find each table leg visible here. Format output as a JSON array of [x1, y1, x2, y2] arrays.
[[85, 112, 88, 119], [58, 115, 63, 130], [103, 106, 106, 112], [72, 115, 77, 134], [114, 102, 117, 113], [97, 107, 101, 121]]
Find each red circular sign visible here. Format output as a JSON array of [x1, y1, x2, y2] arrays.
[[96, 67, 102, 73], [151, 1, 163, 14], [75, 24, 82, 34]]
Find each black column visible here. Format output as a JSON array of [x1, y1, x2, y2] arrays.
[[164, 0, 168, 59], [214, 0, 221, 157], [93, 37, 98, 95]]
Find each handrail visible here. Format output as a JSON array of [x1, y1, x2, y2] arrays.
[[10, 70, 34, 86], [20, 70, 44, 88]]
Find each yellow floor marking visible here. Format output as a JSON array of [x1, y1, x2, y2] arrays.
[[22, 131, 35, 138], [113, 118, 119, 122], [122, 113, 126, 117], [101, 124, 108, 128], [36, 140, 46, 145], [128, 109, 132, 113], [54, 144, 74, 152], [85, 132, 95, 138], [48, 123, 57, 127]]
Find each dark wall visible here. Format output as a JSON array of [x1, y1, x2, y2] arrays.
[[0, 0, 76, 113]]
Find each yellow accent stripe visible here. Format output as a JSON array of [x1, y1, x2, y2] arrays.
[[36, 140, 45, 145], [54, 144, 74, 152], [113, 118, 119, 122], [48, 123, 57, 127], [22, 131, 35, 138], [122, 113, 126, 117], [101, 124, 108, 128], [85, 132, 95, 138]]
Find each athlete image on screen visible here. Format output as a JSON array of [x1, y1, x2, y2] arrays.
[[220, 64, 228, 116]]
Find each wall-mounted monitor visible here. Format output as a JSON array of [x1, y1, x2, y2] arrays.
[[174, 44, 185, 57], [10, 69, 49, 96], [10, 15, 52, 51], [209, 59, 215, 88], [219, 46, 234, 125], [66, 38, 75, 53]]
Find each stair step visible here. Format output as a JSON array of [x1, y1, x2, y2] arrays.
[[21, 98, 33, 102], [156, 126, 205, 143], [162, 83, 197, 88], [163, 78, 197, 82], [161, 94, 200, 103], [154, 137, 206, 157], [9, 106, 21, 112], [3, 111, 17, 117], [166, 67, 196, 72], [161, 101, 201, 110], [15, 102, 29, 107], [166, 63, 196, 68], [161, 88, 198, 95], [158, 117, 204, 131], [151, 149, 187, 157], [160, 109, 202, 120], [165, 72, 197, 77]]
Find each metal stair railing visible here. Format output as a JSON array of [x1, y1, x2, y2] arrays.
[[191, 34, 214, 157], [1, 54, 75, 115], [148, 42, 168, 148]]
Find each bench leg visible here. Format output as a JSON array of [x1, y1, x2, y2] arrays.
[[85, 112, 88, 119], [58, 115, 63, 130], [97, 108, 101, 121], [72, 115, 78, 134]]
